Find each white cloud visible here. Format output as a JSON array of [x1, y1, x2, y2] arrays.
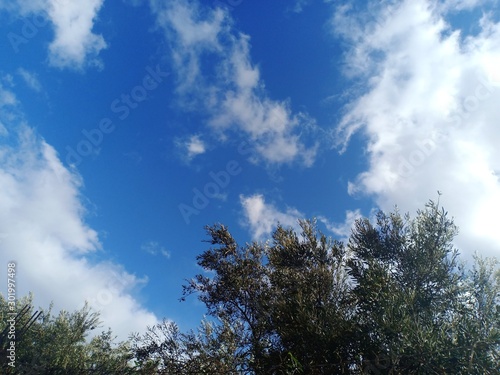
[[0, 122, 158, 341], [17, 68, 42, 92], [332, 0, 500, 258], [240, 194, 367, 245], [0, 81, 17, 138], [184, 134, 206, 160], [141, 240, 171, 258], [151, 0, 318, 166], [240, 194, 303, 240], [3, 0, 106, 69], [47, 0, 107, 69], [319, 209, 363, 241]]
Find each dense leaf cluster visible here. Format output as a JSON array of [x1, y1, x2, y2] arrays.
[[1, 201, 498, 374], [0, 296, 135, 374], [134, 201, 500, 374]]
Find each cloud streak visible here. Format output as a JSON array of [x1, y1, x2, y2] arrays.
[[17, 68, 42, 92], [151, 0, 318, 166], [142, 240, 171, 258]]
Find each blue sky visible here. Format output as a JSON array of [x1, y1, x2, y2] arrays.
[[1, 0, 500, 340]]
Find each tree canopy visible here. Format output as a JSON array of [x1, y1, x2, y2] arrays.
[[0, 295, 134, 374], [133, 201, 500, 374], [2, 201, 499, 374]]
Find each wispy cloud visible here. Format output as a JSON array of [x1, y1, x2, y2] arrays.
[[17, 68, 42, 92], [0, 83, 17, 109], [141, 240, 171, 258], [150, 0, 319, 166], [440, 0, 494, 12], [332, 0, 500, 257], [288, 0, 312, 14], [319, 209, 363, 241]]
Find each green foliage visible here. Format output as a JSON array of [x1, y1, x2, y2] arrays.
[[0, 295, 135, 374], [132, 317, 249, 374], [133, 200, 499, 374], [2, 201, 499, 374]]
